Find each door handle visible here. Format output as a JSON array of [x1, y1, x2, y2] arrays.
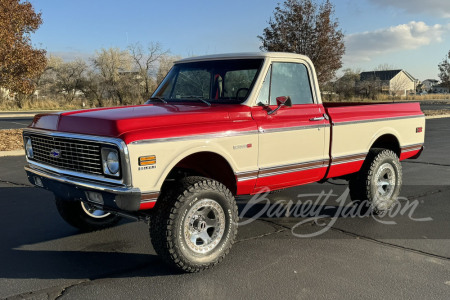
[[310, 117, 325, 121]]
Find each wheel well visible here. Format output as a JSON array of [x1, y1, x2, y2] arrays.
[[370, 134, 400, 157], [165, 152, 237, 195]]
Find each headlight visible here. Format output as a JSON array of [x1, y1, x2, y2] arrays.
[[101, 148, 120, 177], [25, 137, 33, 158]]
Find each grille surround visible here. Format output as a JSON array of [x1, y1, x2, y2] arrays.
[[26, 133, 122, 179], [23, 130, 132, 187]]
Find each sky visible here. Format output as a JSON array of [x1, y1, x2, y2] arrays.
[[27, 0, 450, 81]]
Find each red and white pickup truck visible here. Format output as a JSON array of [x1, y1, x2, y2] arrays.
[[23, 52, 425, 272]]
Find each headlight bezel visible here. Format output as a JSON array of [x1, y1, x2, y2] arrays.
[[24, 137, 34, 159], [101, 147, 121, 178]]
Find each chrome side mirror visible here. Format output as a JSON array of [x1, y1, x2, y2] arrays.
[[268, 96, 292, 115]]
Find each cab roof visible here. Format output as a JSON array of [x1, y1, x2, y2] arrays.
[[176, 52, 311, 63]]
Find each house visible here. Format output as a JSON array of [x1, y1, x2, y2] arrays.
[[422, 79, 438, 92], [432, 84, 449, 94], [359, 70, 417, 96]]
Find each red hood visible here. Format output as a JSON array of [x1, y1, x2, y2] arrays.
[[29, 104, 256, 144]]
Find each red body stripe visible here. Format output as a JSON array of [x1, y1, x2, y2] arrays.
[[400, 148, 422, 161], [254, 167, 327, 192], [236, 179, 257, 195], [139, 201, 156, 210], [326, 160, 365, 178]]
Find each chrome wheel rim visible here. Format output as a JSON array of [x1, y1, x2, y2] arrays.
[[374, 163, 396, 209], [183, 199, 226, 254], [81, 202, 111, 219]]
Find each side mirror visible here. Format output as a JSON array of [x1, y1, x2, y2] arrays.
[[268, 96, 292, 115], [276, 96, 292, 107]]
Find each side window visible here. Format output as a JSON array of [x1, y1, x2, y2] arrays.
[[256, 65, 271, 106], [223, 69, 257, 100], [270, 63, 313, 105]]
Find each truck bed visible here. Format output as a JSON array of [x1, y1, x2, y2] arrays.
[[323, 102, 425, 178]]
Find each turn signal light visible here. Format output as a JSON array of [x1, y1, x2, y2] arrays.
[[416, 127, 423, 133], [139, 155, 156, 166]]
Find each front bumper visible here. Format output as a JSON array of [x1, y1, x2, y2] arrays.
[[25, 164, 154, 211]]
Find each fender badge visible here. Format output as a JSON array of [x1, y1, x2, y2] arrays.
[[233, 143, 252, 150]]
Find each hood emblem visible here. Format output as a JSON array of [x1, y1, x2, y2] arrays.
[[50, 149, 61, 158]]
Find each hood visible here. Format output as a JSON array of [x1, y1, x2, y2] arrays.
[[29, 103, 255, 143]]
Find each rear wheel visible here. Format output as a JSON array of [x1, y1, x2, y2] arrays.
[[55, 198, 122, 232], [150, 176, 238, 272], [349, 149, 402, 214]]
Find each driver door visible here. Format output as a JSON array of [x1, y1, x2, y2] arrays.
[[252, 62, 329, 191]]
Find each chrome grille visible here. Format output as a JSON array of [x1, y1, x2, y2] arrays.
[[29, 134, 103, 175]]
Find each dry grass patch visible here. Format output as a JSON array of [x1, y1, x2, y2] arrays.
[[0, 129, 24, 151]]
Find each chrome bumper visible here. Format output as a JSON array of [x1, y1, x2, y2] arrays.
[[25, 164, 143, 211]]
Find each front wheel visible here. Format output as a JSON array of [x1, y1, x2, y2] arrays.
[[55, 198, 122, 232], [150, 176, 238, 272], [349, 149, 402, 213]]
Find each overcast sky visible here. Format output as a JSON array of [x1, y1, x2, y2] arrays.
[[28, 0, 450, 81]]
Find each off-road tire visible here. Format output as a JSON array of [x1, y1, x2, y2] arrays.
[[349, 149, 402, 214], [55, 198, 121, 232], [150, 176, 238, 273]]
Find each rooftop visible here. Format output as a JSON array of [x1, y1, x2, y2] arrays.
[[360, 70, 416, 82], [177, 52, 312, 63]]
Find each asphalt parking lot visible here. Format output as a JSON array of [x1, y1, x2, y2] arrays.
[[0, 118, 33, 130], [0, 118, 449, 299]]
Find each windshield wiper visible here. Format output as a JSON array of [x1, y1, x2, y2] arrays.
[[182, 95, 211, 107], [147, 97, 167, 104]]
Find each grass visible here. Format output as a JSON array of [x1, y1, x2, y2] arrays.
[[0, 98, 87, 111], [0, 97, 146, 111]]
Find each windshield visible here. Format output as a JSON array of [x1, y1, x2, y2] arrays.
[[151, 59, 264, 104]]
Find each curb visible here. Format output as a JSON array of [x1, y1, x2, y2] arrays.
[[0, 114, 37, 118], [425, 115, 450, 119], [0, 150, 24, 157], [0, 110, 60, 119]]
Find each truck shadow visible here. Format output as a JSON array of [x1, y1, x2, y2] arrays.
[[0, 250, 173, 279], [0, 186, 180, 279]]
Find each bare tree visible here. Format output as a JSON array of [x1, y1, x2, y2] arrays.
[[128, 42, 169, 100], [335, 68, 360, 99], [438, 50, 450, 88], [258, 0, 345, 86], [53, 59, 88, 102], [92, 48, 133, 104], [80, 70, 108, 107], [375, 63, 395, 71], [157, 54, 182, 85], [357, 76, 382, 100]]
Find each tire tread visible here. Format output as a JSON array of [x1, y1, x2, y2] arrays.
[[150, 176, 238, 273]]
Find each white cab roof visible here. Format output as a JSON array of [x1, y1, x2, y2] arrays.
[[176, 52, 311, 63]]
